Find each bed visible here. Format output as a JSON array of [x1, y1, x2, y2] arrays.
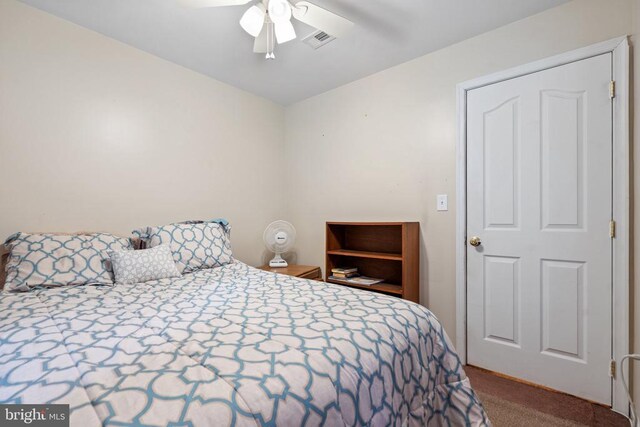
[[0, 258, 489, 426]]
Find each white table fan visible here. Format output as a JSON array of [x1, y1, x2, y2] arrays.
[[263, 220, 296, 267]]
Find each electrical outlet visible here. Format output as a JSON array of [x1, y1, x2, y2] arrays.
[[437, 194, 448, 211]]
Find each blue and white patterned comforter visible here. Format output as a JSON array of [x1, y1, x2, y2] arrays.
[[0, 262, 489, 426]]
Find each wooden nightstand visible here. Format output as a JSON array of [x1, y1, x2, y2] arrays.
[[257, 265, 322, 281]]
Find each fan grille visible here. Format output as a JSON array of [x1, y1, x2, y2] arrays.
[[263, 221, 296, 253], [302, 30, 336, 49]]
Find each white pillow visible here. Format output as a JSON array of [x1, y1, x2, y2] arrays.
[[109, 245, 181, 284]]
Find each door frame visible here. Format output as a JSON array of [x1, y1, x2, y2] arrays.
[[455, 36, 630, 414]]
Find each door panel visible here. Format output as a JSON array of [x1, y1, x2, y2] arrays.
[[541, 90, 586, 229], [541, 259, 585, 360], [483, 256, 520, 346], [466, 53, 612, 404], [483, 97, 519, 229]]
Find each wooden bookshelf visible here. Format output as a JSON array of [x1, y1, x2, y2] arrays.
[[325, 222, 419, 303]]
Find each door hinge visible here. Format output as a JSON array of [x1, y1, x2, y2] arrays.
[[610, 81, 616, 99], [610, 220, 616, 238], [610, 360, 616, 378]]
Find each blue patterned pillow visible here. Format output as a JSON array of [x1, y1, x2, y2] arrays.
[[3, 232, 134, 292], [133, 219, 233, 274]]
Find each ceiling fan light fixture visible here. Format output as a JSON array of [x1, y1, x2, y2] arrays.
[[196, 0, 354, 60], [274, 20, 296, 44], [239, 4, 265, 37], [267, 0, 292, 23]]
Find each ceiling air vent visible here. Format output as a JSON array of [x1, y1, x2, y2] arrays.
[[302, 30, 336, 50]]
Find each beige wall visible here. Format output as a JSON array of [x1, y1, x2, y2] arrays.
[[284, 0, 634, 343], [0, 0, 285, 266]]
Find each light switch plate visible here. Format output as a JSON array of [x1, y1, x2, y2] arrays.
[[437, 194, 448, 211]]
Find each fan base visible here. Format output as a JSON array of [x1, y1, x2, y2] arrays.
[[269, 259, 289, 268]]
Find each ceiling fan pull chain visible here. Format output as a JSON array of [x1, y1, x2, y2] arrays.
[[266, 19, 275, 59]]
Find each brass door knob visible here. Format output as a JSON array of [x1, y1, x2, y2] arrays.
[[469, 236, 482, 247]]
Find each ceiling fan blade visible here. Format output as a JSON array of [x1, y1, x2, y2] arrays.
[[178, 0, 252, 8], [275, 20, 296, 44], [291, 1, 353, 37], [253, 26, 268, 53], [239, 4, 265, 37]]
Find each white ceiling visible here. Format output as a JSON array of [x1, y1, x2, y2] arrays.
[[19, 0, 569, 105]]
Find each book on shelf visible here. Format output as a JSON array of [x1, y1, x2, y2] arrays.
[[332, 272, 359, 278], [328, 276, 385, 286], [331, 267, 358, 274]]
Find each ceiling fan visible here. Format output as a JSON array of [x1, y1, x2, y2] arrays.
[[179, 0, 353, 59]]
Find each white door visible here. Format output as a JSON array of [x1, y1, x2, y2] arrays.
[[466, 53, 612, 404]]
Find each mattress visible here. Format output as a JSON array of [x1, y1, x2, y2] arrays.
[[0, 262, 489, 426]]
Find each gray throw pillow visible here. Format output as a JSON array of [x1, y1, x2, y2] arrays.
[[110, 245, 181, 284]]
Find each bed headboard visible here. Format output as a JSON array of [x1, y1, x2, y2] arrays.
[[0, 246, 8, 290], [0, 233, 142, 290]]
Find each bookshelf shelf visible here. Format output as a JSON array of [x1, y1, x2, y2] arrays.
[[326, 222, 419, 303], [326, 249, 403, 261], [325, 277, 403, 296]]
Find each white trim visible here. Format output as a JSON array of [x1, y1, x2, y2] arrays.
[[455, 36, 630, 415], [457, 36, 627, 91], [611, 37, 630, 415], [455, 82, 468, 364]]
